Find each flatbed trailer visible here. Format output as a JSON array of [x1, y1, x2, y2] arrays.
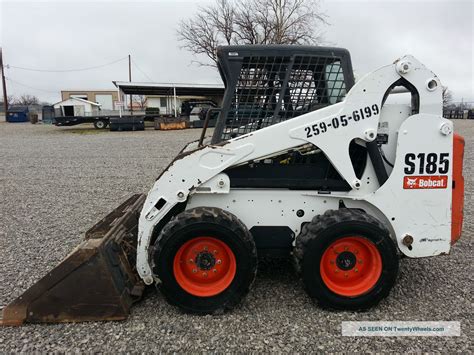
[[54, 115, 158, 129]]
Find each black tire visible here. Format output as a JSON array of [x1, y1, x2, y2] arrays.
[[152, 207, 257, 314], [93, 119, 107, 129], [294, 209, 398, 310]]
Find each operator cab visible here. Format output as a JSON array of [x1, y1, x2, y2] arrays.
[[212, 45, 355, 143], [207, 45, 363, 191]]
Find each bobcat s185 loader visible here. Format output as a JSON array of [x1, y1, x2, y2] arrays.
[[0, 45, 464, 325]]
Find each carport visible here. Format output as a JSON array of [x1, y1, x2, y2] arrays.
[[112, 81, 225, 117]]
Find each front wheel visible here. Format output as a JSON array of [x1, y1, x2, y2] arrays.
[[152, 207, 257, 314], [294, 209, 399, 310]]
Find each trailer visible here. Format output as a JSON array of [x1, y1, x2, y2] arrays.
[[54, 115, 157, 130]]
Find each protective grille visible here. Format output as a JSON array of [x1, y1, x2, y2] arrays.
[[221, 55, 347, 141]]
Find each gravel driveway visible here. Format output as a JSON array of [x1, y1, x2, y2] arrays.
[[0, 121, 472, 352]]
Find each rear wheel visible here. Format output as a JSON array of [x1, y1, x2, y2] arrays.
[[294, 209, 398, 310], [152, 207, 257, 314]]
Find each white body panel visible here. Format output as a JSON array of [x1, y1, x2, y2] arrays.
[[135, 55, 453, 285], [53, 97, 100, 116]]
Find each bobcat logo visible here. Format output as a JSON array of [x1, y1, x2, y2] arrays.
[[405, 177, 418, 188], [403, 175, 447, 189]]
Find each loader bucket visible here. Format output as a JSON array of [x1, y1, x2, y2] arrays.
[[0, 193, 147, 326]]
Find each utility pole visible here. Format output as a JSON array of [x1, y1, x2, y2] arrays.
[[0, 47, 8, 115], [128, 54, 133, 116]]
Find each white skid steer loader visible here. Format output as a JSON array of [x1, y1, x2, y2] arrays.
[[1, 46, 464, 325]]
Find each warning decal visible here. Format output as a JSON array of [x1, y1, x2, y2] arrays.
[[403, 176, 448, 189]]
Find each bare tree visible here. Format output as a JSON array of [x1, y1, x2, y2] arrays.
[[442, 86, 453, 109], [1, 95, 15, 107], [178, 0, 327, 66], [12, 94, 40, 106], [132, 95, 147, 110]]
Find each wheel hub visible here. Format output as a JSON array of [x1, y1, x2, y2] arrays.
[[336, 251, 356, 270], [195, 251, 216, 270], [173, 236, 237, 297], [320, 236, 382, 297]]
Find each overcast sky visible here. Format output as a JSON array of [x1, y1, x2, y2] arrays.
[[0, 0, 472, 103]]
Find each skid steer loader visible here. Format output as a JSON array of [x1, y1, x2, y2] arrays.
[[1, 45, 464, 325]]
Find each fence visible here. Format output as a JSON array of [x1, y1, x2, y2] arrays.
[[443, 101, 474, 119]]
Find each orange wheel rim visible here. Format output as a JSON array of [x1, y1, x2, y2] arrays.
[[173, 237, 236, 297], [320, 236, 382, 297]]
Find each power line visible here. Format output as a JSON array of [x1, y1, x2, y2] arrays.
[[6, 77, 59, 93], [6, 56, 128, 73], [132, 59, 155, 82]]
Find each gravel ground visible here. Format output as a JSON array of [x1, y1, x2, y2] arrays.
[[0, 121, 472, 352]]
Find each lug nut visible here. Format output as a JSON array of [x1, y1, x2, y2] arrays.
[[192, 269, 197, 273], [344, 273, 348, 278], [216, 259, 222, 264], [213, 269, 217, 273], [189, 259, 194, 263], [354, 268, 359, 273], [202, 272, 208, 278]]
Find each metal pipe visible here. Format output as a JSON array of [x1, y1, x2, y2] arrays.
[[129, 55, 133, 116], [173, 86, 177, 118], [199, 108, 221, 147], [117, 86, 122, 118], [0, 48, 8, 114], [367, 140, 388, 186]]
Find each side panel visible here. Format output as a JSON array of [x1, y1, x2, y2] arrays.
[[365, 114, 453, 256], [188, 190, 340, 238], [186, 189, 394, 249]]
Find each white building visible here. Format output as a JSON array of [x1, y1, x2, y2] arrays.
[[60, 90, 119, 111], [53, 97, 101, 117], [145, 95, 211, 114], [113, 82, 225, 117]]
